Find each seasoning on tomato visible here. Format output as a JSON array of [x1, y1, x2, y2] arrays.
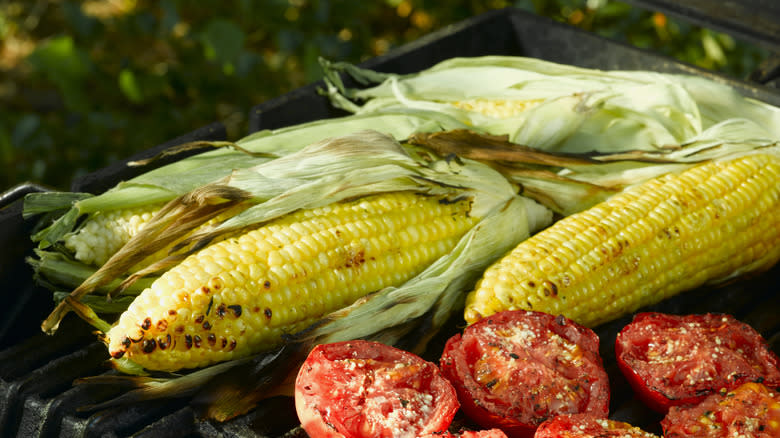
[[661, 382, 780, 437], [439, 310, 610, 438], [534, 414, 660, 438], [615, 312, 780, 413], [294, 340, 460, 438]]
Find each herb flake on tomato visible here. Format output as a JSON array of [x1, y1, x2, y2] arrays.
[[440, 310, 610, 438], [615, 312, 780, 413]]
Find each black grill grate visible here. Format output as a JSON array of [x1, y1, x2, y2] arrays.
[[1, 8, 778, 437]]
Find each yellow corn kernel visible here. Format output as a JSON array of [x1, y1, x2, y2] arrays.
[[451, 98, 544, 119], [64, 204, 163, 266], [465, 154, 780, 327], [106, 191, 478, 371], [64, 203, 244, 269]]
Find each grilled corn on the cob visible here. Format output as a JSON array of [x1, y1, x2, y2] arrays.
[[107, 191, 478, 371], [465, 153, 780, 327]]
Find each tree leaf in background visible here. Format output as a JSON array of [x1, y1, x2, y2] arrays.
[[118, 69, 144, 104]]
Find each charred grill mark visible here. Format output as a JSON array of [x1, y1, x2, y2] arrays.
[[344, 249, 365, 268], [141, 317, 152, 331], [142, 339, 156, 353], [228, 305, 242, 317], [264, 308, 273, 320], [194, 315, 204, 324], [544, 280, 558, 297], [202, 321, 211, 330], [216, 304, 227, 318], [208, 334, 216, 346], [185, 334, 193, 349], [156, 319, 168, 331], [159, 334, 171, 350], [193, 335, 202, 348]]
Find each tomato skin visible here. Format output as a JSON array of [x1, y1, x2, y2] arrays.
[[294, 340, 459, 438], [440, 310, 610, 438], [615, 312, 780, 413], [533, 414, 660, 437], [661, 382, 780, 438]]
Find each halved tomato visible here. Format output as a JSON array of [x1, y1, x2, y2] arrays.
[[661, 382, 780, 437], [534, 414, 659, 437], [294, 340, 459, 438], [615, 312, 780, 413], [439, 310, 610, 438]]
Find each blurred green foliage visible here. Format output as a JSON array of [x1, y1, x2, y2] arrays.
[[0, 0, 769, 192]]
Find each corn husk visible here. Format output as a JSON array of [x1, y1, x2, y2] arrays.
[[407, 120, 780, 215], [24, 110, 472, 251], [322, 56, 780, 153]]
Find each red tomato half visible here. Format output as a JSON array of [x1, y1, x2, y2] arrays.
[[534, 414, 659, 438], [615, 312, 780, 413], [294, 340, 459, 438], [661, 382, 780, 437], [440, 310, 610, 438]]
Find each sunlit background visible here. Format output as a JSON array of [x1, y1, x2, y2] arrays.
[[0, 0, 769, 191]]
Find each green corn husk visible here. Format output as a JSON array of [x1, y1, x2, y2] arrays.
[[408, 124, 780, 215], [322, 56, 780, 153], [24, 109, 473, 252], [29, 249, 154, 295]]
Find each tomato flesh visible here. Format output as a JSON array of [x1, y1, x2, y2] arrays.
[[615, 312, 780, 413], [440, 311, 610, 438], [295, 340, 459, 438], [534, 414, 660, 437], [661, 382, 780, 437]]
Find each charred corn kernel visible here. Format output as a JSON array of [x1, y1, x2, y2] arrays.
[[107, 192, 478, 371], [451, 98, 544, 119], [465, 154, 780, 327], [65, 204, 163, 266]]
